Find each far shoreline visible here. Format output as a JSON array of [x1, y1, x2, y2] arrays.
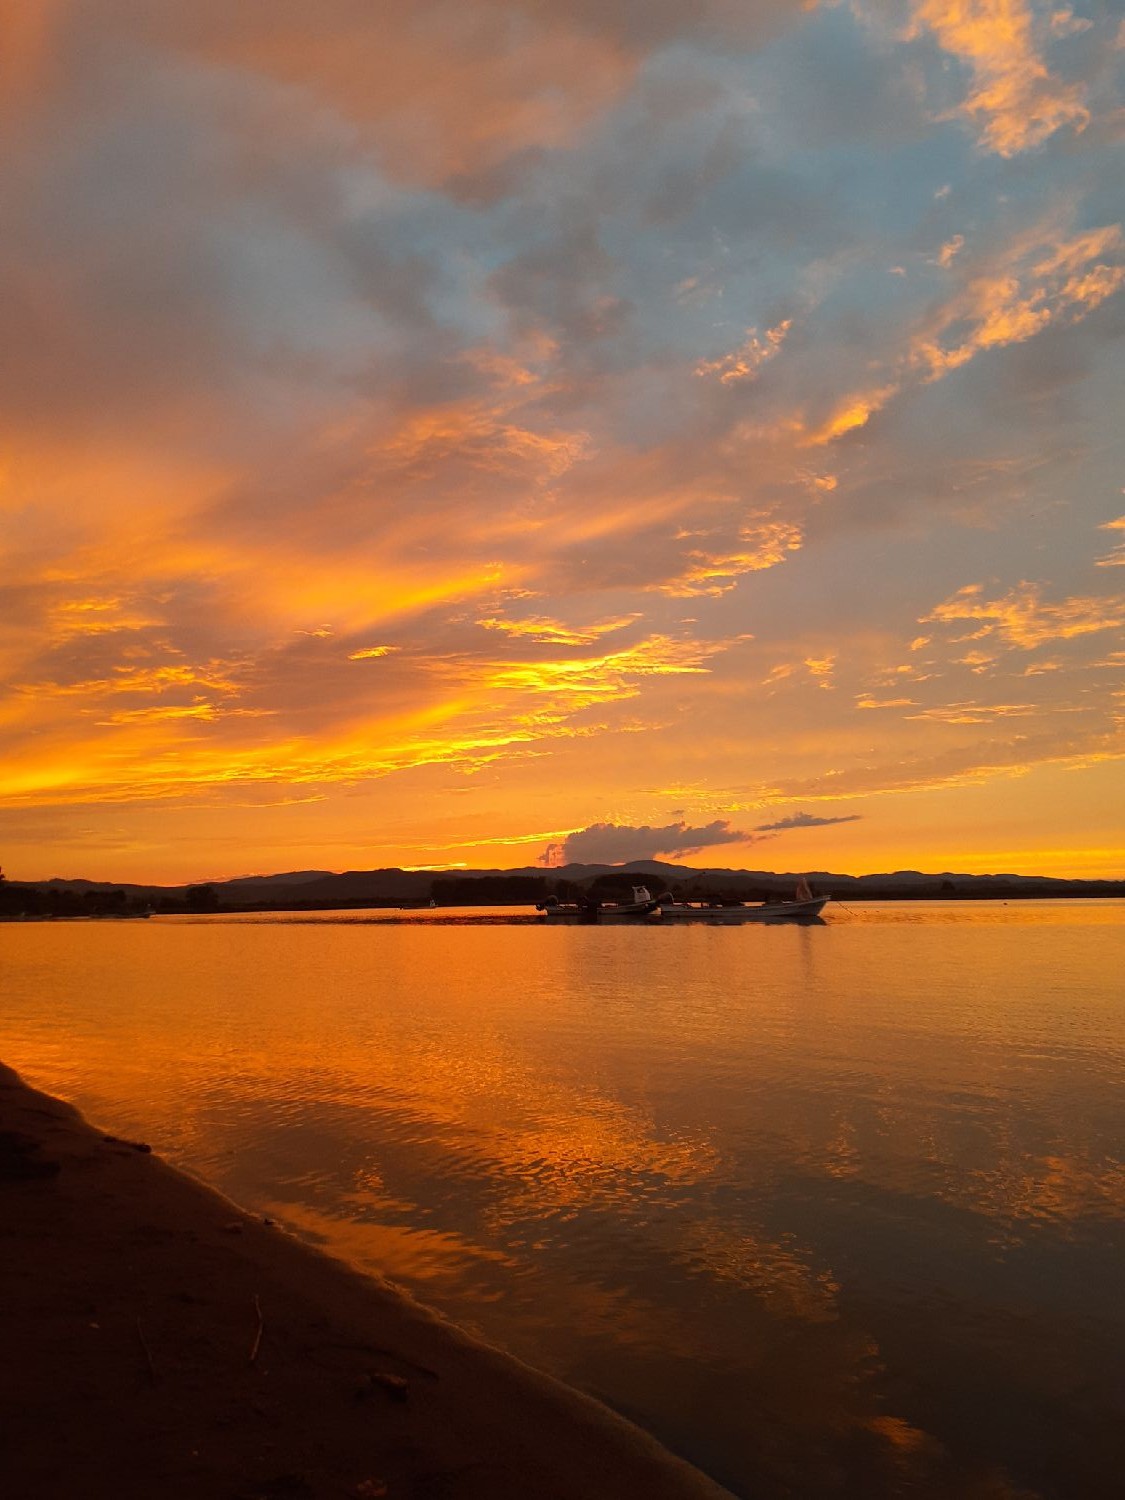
[[5, 855, 1125, 927], [4, 889, 1125, 924]]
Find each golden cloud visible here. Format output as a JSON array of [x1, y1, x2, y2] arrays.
[[756, 740, 1125, 804], [803, 220, 1125, 444], [47, 595, 163, 640], [804, 654, 836, 687], [1096, 516, 1125, 568], [922, 582, 1125, 647], [14, 662, 244, 699], [658, 521, 804, 596], [910, 224, 1125, 379], [381, 403, 589, 486], [802, 387, 898, 446], [0, 628, 737, 810], [694, 320, 791, 385], [905, 701, 1038, 724], [910, 0, 1090, 156], [478, 633, 722, 707], [476, 613, 640, 646]]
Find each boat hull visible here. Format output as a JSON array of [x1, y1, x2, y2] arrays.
[[537, 902, 658, 922], [659, 897, 830, 922], [536, 885, 659, 922]]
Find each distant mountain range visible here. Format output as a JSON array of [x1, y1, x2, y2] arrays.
[[3, 860, 1122, 916]]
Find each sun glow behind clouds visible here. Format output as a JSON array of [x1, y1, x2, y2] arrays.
[[1, 0, 1123, 881]]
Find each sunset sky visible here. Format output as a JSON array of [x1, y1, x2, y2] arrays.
[[2, 0, 1124, 883]]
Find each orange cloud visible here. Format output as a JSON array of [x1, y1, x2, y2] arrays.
[[3, 0, 1122, 887], [381, 403, 589, 486], [476, 613, 640, 646], [802, 219, 1124, 443], [906, 701, 1038, 723], [957, 649, 996, 672], [1096, 516, 1125, 568], [803, 387, 898, 445], [46, 596, 164, 640], [14, 662, 244, 699], [0, 704, 541, 808], [659, 521, 804, 596], [935, 234, 965, 267], [756, 740, 1125, 804], [910, 0, 1091, 155], [253, 558, 517, 636], [0, 623, 740, 812], [476, 634, 723, 707], [100, 1, 637, 190], [96, 702, 228, 726], [804, 653, 836, 688], [923, 582, 1125, 647], [695, 320, 791, 384], [0, 0, 68, 122], [910, 224, 1125, 378]]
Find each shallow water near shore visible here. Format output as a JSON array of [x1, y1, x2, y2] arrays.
[[3, 900, 1124, 1498]]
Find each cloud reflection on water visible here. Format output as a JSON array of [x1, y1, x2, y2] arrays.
[[1, 908, 1123, 1496]]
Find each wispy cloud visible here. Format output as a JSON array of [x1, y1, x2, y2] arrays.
[[909, 0, 1091, 156], [803, 216, 1125, 442], [476, 634, 725, 707], [910, 223, 1125, 379], [658, 522, 804, 597], [753, 812, 862, 832], [922, 582, 1125, 647], [348, 645, 398, 661], [906, 701, 1039, 724], [1096, 516, 1125, 568], [695, 320, 791, 384], [476, 614, 640, 646]]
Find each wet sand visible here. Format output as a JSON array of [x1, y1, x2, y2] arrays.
[[0, 1062, 733, 1500]]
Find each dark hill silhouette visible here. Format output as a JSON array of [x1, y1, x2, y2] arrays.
[[2, 860, 1122, 917]]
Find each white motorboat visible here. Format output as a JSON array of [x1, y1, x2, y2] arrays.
[[536, 885, 660, 922], [656, 877, 829, 923]]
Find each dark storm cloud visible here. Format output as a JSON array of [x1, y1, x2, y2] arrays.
[[542, 820, 750, 865]]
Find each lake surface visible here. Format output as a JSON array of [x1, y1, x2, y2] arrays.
[[3, 901, 1124, 1498]]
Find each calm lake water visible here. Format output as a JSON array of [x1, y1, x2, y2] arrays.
[[2, 901, 1124, 1498]]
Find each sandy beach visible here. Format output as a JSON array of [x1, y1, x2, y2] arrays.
[[0, 1061, 733, 1500]]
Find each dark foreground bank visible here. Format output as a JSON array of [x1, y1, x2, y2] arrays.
[[0, 1062, 732, 1500]]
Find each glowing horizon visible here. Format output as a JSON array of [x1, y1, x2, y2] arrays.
[[2, 1, 1123, 885]]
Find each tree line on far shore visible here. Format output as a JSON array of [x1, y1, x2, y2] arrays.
[[2, 864, 1122, 919], [0, 873, 228, 919]]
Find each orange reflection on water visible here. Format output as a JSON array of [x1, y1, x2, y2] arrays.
[[1, 904, 1124, 1498]]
